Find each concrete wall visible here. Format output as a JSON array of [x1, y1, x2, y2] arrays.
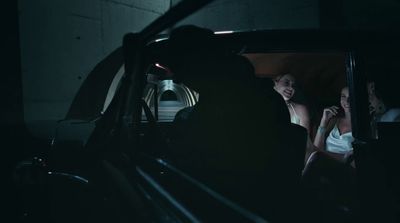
[[173, 0, 320, 31], [19, 0, 170, 138]]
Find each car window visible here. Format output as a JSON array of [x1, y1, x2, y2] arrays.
[[363, 50, 400, 138], [142, 64, 199, 123]]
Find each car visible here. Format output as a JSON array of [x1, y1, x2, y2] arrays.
[[14, 0, 400, 222]]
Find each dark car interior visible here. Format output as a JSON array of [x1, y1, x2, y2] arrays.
[[10, 0, 400, 222]]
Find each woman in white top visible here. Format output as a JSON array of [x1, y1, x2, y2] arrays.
[[302, 87, 358, 217], [313, 86, 354, 162], [273, 74, 310, 132]]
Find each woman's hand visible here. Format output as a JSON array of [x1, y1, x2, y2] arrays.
[[343, 150, 355, 168], [343, 150, 353, 162], [320, 106, 339, 127], [314, 106, 339, 150]]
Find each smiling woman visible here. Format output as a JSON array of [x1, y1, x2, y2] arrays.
[[313, 86, 353, 160], [273, 73, 310, 132], [244, 53, 346, 104]]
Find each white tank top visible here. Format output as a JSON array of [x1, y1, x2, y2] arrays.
[[288, 103, 301, 125], [326, 125, 354, 154]]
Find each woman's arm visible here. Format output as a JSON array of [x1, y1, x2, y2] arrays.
[[311, 106, 354, 163], [313, 125, 327, 150], [313, 106, 339, 150], [306, 135, 344, 160], [296, 103, 311, 134]]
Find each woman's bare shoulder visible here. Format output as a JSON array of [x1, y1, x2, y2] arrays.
[[292, 102, 309, 114]]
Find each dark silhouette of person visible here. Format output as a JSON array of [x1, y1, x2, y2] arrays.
[[164, 25, 306, 222]]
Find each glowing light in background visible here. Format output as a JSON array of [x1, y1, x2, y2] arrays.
[[214, 30, 234, 34], [155, 37, 168, 42]]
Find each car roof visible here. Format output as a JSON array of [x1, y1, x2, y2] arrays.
[[148, 29, 400, 54]]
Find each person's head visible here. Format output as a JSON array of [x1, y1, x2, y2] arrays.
[[367, 81, 386, 115], [340, 86, 350, 113], [165, 25, 223, 93], [273, 74, 296, 101]]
